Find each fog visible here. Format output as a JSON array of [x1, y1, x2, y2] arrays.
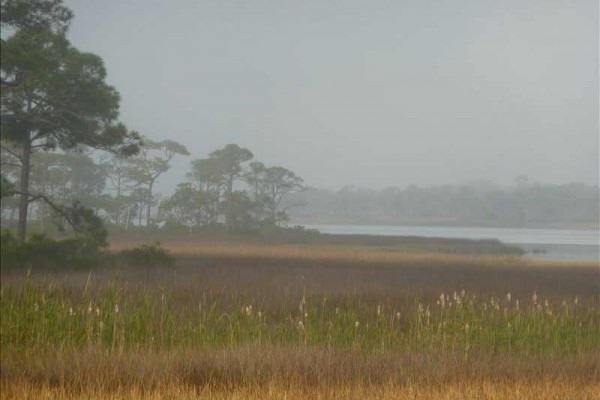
[[65, 0, 598, 193]]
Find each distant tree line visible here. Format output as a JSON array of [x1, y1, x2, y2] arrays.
[[286, 180, 599, 228]]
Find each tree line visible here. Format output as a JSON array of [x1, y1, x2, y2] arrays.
[[0, 0, 303, 241], [287, 180, 599, 228], [1, 141, 304, 234]]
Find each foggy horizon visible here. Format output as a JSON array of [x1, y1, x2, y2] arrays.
[[65, 0, 599, 193]]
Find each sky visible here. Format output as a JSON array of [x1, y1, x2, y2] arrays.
[[65, 0, 598, 193]]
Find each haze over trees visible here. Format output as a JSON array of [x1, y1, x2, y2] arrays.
[[202, 144, 254, 233], [1, 0, 597, 239], [288, 181, 599, 228], [125, 137, 190, 227], [246, 161, 304, 225], [1, 141, 306, 234], [0, 0, 305, 238], [0, 0, 140, 241]]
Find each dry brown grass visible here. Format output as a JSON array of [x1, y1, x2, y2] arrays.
[[3, 381, 599, 400], [4, 348, 598, 386], [2, 347, 599, 399]]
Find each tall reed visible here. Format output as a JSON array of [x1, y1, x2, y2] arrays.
[[2, 283, 597, 355]]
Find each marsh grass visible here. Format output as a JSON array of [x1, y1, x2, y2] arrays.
[[2, 281, 597, 355], [107, 231, 526, 256], [1, 241, 599, 398], [2, 347, 599, 386], [111, 240, 528, 267], [4, 379, 600, 400]]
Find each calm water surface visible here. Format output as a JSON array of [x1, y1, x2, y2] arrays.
[[303, 224, 600, 262]]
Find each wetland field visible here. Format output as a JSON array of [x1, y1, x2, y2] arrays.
[[1, 235, 599, 399]]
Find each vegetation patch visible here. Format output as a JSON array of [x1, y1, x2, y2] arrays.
[[0, 230, 175, 271], [117, 241, 176, 268], [0, 230, 109, 271]]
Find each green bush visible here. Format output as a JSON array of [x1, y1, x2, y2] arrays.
[[1, 231, 176, 271], [0, 230, 24, 268], [119, 241, 175, 268], [0, 230, 108, 270]]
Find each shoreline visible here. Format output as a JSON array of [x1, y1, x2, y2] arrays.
[[291, 220, 600, 231]]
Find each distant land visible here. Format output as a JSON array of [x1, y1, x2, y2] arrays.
[[286, 182, 600, 230]]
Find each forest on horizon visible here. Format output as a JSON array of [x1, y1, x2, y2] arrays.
[[287, 180, 599, 229]]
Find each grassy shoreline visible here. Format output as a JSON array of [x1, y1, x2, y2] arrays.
[[290, 219, 600, 231], [106, 230, 527, 256]]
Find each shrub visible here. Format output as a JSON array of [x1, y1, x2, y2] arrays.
[[119, 241, 175, 268], [0, 230, 108, 270], [0, 229, 24, 268]]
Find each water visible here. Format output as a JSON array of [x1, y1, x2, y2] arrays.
[[303, 224, 600, 262]]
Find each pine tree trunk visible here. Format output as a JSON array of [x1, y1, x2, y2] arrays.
[[146, 182, 153, 226], [226, 177, 233, 233], [124, 207, 131, 231], [115, 185, 121, 225], [40, 162, 47, 233], [9, 205, 17, 228], [17, 133, 32, 242]]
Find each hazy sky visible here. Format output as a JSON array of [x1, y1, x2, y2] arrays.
[[65, 0, 598, 193]]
